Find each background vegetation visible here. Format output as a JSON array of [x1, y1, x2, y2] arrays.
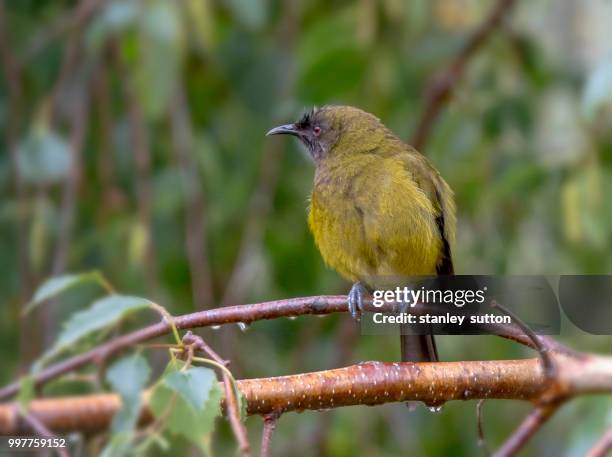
[[1, 0, 612, 455]]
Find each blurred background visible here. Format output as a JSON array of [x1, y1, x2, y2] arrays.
[[1, 0, 612, 455]]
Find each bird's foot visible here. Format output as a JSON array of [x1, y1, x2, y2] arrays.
[[348, 282, 367, 321]]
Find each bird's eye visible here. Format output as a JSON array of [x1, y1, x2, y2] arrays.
[[313, 126, 321, 136]]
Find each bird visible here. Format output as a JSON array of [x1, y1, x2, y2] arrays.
[[267, 105, 456, 363]]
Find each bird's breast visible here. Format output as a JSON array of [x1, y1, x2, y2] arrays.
[[307, 158, 442, 284]]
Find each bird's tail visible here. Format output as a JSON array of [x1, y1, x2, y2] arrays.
[[400, 332, 438, 363]]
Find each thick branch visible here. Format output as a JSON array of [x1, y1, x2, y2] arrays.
[[1, 353, 611, 435], [0, 295, 567, 401]]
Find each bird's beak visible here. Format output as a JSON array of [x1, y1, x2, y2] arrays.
[[266, 123, 299, 137]]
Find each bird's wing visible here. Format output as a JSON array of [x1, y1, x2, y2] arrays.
[[398, 151, 456, 274], [352, 156, 443, 277]]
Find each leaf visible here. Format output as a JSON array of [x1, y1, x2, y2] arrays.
[[17, 376, 35, 413], [164, 368, 214, 412], [106, 353, 150, 433], [99, 433, 132, 457], [24, 271, 108, 315], [149, 361, 222, 452], [47, 295, 153, 357], [16, 127, 72, 185]]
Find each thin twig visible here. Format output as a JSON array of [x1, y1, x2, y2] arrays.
[[410, 0, 518, 150], [21, 410, 71, 457], [586, 428, 612, 457], [169, 84, 215, 309], [114, 44, 160, 291], [476, 400, 491, 457], [92, 49, 124, 219], [492, 403, 560, 457], [46, 73, 90, 346], [491, 300, 555, 379], [310, 318, 359, 455], [260, 412, 280, 457], [182, 332, 251, 457], [20, 0, 105, 65], [220, 0, 302, 308]]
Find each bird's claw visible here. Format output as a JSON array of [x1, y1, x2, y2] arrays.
[[348, 282, 367, 321]]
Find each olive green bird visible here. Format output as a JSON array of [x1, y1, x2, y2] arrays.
[[267, 105, 456, 363]]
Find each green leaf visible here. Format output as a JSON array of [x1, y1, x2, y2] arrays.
[[99, 433, 130, 457], [149, 361, 221, 452], [47, 295, 153, 358], [106, 353, 150, 433], [17, 376, 35, 413], [16, 127, 71, 185], [24, 271, 109, 315], [164, 368, 215, 412]]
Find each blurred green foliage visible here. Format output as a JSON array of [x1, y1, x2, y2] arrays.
[[1, 0, 612, 455]]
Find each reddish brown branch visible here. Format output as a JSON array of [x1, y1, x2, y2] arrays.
[[1, 353, 611, 436], [0, 359, 547, 434], [410, 0, 518, 150], [0, 296, 343, 400], [260, 412, 279, 457], [0, 295, 565, 401]]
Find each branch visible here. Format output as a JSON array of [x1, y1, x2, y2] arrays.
[[220, 0, 302, 307], [493, 403, 560, 457], [20, 411, 71, 457], [1, 353, 612, 435], [587, 428, 612, 457], [20, 0, 105, 65], [169, 84, 214, 309], [476, 400, 491, 456], [115, 44, 160, 291], [410, 0, 518, 150], [181, 332, 251, 457], [260, 413, 279, 457], [0, 296, 567, 401]]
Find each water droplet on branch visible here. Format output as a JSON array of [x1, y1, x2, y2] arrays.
[[237, 322, 250, 332]]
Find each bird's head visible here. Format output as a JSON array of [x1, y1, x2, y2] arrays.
[[266, 105, 390, 162]]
